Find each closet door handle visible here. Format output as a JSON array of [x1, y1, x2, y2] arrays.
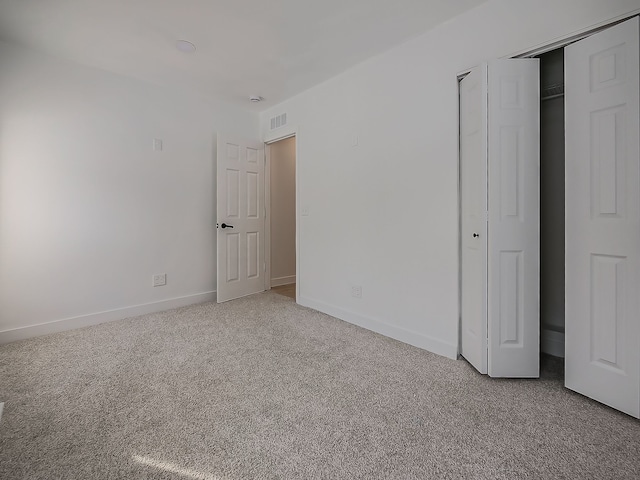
[[218, 223, 234, 229], [473, 233, 479, 238]]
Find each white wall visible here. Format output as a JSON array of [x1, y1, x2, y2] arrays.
[[269, 137, 296, 286], [0, 41, 258, 341], [259, 0, 640, 358]]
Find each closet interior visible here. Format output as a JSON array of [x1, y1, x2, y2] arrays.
[[538, 48, 566, 360]]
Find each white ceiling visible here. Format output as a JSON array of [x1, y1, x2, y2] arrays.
[[0, 0, 487, 110]]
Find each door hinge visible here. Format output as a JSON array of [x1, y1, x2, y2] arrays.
[[263, 263, 266, 272]]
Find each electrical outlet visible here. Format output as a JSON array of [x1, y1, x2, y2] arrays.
[[351, 286, 362, 298], [152, 274, 167, 287]]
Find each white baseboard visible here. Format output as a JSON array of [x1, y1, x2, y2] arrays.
[[0, 291, 216, 345], [271, 275, 296, 287], [541, 328, 565, 358], [298, 295, 458, 360]]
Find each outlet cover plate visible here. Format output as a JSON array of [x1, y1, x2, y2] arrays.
[[152, 274, 167, 287]]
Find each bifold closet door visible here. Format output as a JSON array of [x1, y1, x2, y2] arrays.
[[460, 59, 540, 378], [460, 65, 489, 375], [565, 16, 640, 418], [487, 59, 540, 378]]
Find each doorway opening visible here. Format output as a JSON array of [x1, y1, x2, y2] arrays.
[[538, 48, 565, 368], [266, 136, 297, 300]]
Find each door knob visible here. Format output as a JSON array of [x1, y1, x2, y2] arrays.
[[219, 223, 234, 229], [473, 233, 479, 238]]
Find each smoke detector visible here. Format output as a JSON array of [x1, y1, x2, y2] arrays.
[[175, 40, 196, 53], [249, 96, 264, 103]]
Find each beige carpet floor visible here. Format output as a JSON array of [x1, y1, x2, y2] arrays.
[[0, 292, 638, 479]]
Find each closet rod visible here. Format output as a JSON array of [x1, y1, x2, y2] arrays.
[[541, 93, 564, 101]]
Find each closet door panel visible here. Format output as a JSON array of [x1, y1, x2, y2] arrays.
[[460, 60, 539, 378], [565, 16, 640, 418], [460, 65, 489, 374], [487, 59, 540, 378]]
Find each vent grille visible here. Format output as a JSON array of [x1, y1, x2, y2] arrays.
[[270, 113, 287, 130]]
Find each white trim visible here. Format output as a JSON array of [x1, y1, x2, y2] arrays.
[[266, 132, 296, 144], [0, 291, 216, 345], [541, 328, 565, 358], [298, 295, 458, 360], [265, 145, 272, 291], [264, 125, 297, 145], [271, 275, 296, 287], [456, 68, 462, 357], [294, 131, 300, 304]]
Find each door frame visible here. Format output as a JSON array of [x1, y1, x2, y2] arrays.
[[264, 129, 299, 302], [456, 10, 640, 356]]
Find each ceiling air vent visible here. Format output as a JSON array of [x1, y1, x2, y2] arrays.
[[270, 113, 287, 130]]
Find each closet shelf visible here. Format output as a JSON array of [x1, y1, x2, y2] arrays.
[[541, 82, 564, 101]]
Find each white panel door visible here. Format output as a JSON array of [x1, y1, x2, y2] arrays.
[[217, 135, 265, 303], [460, 65, 489, 374], [565, 17, 640, 418], [487, 59, 540, 378], [460, 60, 539, 378]]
